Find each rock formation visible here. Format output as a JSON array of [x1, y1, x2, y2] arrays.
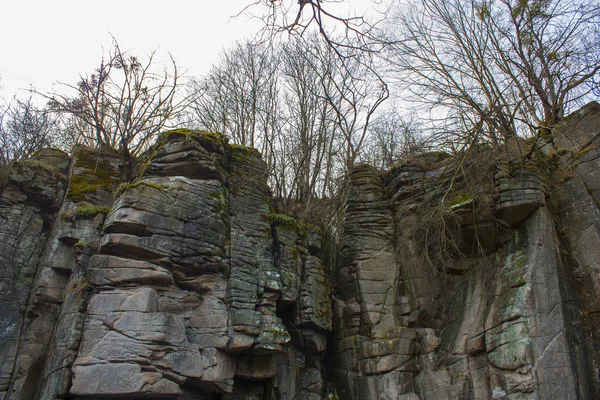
[[0, 103, 599, 399]]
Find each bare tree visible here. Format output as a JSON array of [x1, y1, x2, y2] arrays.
[[45, 39, 191, 173], [240, 0, 394, 59], [0, 95, 63, 166], [188, 34, 388, 203], [483, 0, 599, 126], [318, 50, 389, 169], [279, 37, 338, 201], [274, 35, 388, 200], [187, 41, 280, 150], [186, 41, 302, 199], [386, 0, 600, 148], [361, 109, 426, 170]]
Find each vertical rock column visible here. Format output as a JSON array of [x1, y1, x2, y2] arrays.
[[70, 131, 234, 397], [332, 165, 417, 399], [226, 146, 289, 354], [471, 205, 578, 400], [552, 101, 600, 397], [10, 147, 124, 400], [385, 164, 443, 329], [0, 150, 69, 398], [267, 224, 332, 400]]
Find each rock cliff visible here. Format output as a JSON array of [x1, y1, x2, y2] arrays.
[[1, 103, 600, 399]]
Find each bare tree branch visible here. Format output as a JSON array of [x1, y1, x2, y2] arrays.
[[387, 0, 600, 148], [41, 38, 193, 175]]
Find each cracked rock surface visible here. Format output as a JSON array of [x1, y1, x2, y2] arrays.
[[1, 104, 600, 399]]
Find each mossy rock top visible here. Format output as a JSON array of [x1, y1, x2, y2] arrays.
[[152, 129, 268, 166], [67, 149, 125, 203], [231, 143, 260, 157], [144, 129, 231, 164], [14, 159, 66, 181], [13, 149, 70, 175], [400, 151, 451, 170], [160, 129, 228, 146], [33, 148, 69, 157], [73, 148, 123, 170], [351, 164, 378, 174], [264, 212, 300, 230], [71, 145, 122, 159]]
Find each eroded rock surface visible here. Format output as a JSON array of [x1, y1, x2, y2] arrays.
[[325, 103, 600, 400], [0, 104, 600, 399]]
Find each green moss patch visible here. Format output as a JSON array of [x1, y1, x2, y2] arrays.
[[160, 128, 192, 142], [264, 213, 301, 231], [114, 181, 169, 198], [62, 204, 111, 221], [209, 188, 229, 217], [502, 248, 528, 287], [17, 159, 67, 180], [67, 176, 100, 201], [573, 144, 598, 160], [159, 129, 229, 148], [448, 193, 475, 212], [230, 143, 255, 154], [230, 143, 261, 163], [74, 241, 90, 249], [67, 150, 123, 202], [73, 149, 120, 174]]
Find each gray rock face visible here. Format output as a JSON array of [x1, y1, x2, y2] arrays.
[[3, 147, 125, 400], [0, 131, 331, 399], [1, 104, 600, 399], [0, 154, 68, 398], [326, 103, 600, 400], [551, 101, 600, 398]]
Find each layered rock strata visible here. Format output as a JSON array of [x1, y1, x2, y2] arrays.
[[0, 131, 331, 399], [327, 103, 600, 400], [0, 103, 600, 399]]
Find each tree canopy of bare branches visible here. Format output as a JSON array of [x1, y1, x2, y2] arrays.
[[361, 109, 426, 170], [387, 0, 600, 147], [45, 40, 191, 171], [240, 0, 394, 60], [0, 95, 63, 166], [188, 41, 279, 150], [187, 36, 390, 203]]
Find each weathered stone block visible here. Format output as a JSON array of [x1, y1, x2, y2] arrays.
[[70, 363, 181, 396]]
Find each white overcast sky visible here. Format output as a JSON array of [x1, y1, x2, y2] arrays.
[[0, 0, 266, 98], [0, 0, 375, 100]]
